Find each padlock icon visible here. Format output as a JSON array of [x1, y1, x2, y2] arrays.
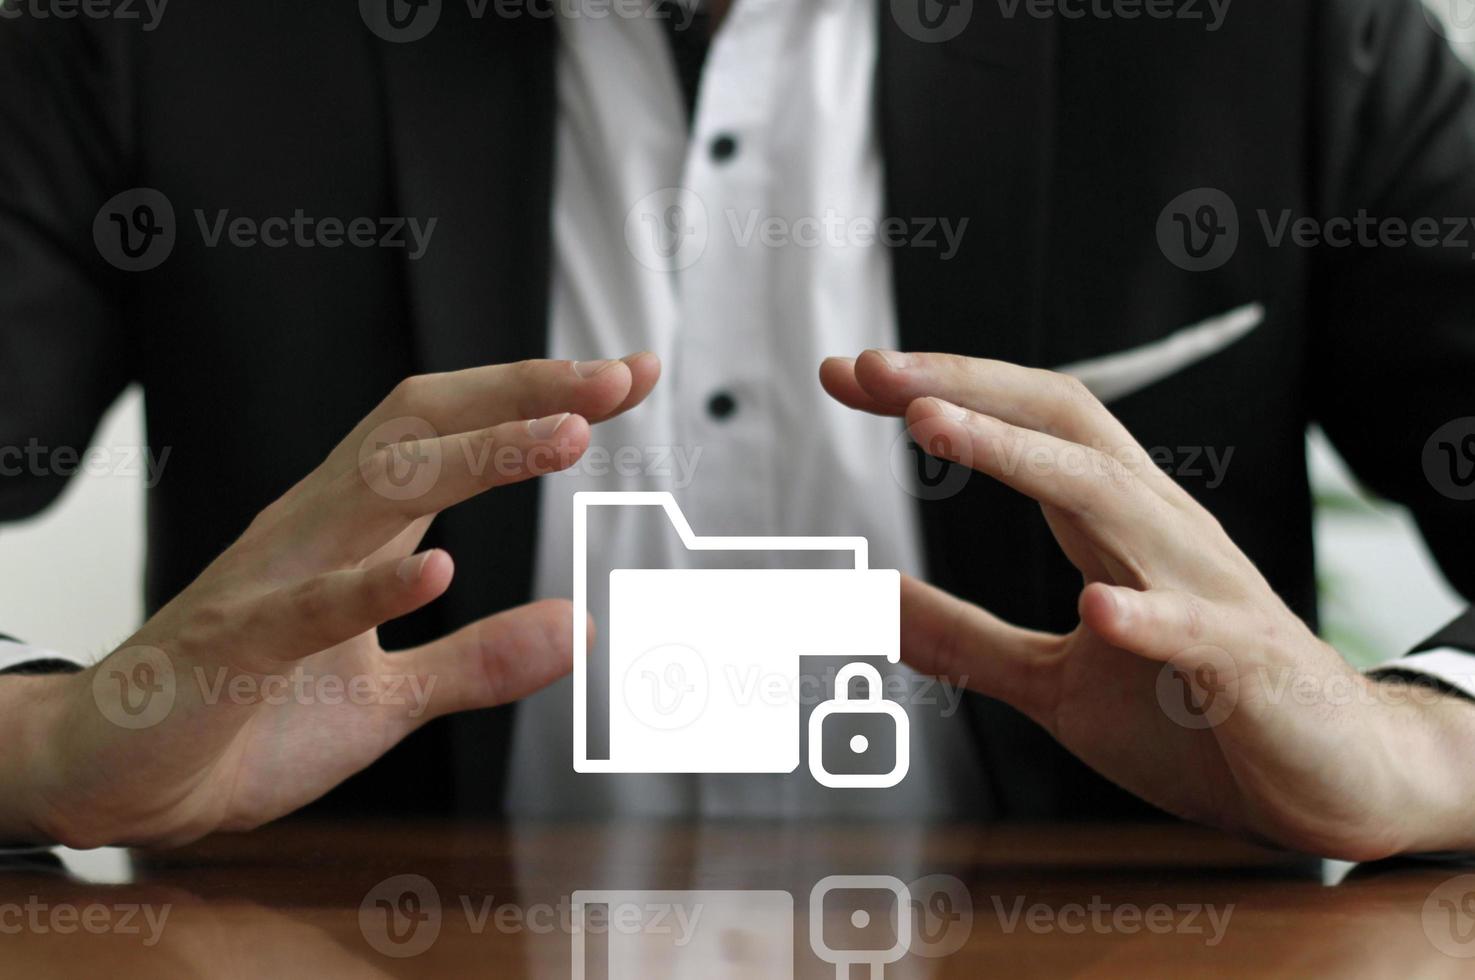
[[808, 662, 910, 789]]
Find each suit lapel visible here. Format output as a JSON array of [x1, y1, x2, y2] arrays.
[[879, 3, 1058, 367]]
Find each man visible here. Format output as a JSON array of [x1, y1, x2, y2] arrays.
[[0, 0, 1472, 857]]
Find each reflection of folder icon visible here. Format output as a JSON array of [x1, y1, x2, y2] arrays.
[[571, 889, 793, 979], [573, 492, 900, 776]]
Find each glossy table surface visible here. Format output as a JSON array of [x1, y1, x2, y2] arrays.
[[3, 820, 1474, 977]]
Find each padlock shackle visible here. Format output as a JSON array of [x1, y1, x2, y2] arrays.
[[834, 661, 885, 700]]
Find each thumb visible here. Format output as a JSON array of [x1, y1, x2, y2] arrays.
[[901, 575, 1056, 711], [1079, 583, 1229, 664]]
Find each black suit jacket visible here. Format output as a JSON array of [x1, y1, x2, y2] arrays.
[[2, 0, 1472, 820]]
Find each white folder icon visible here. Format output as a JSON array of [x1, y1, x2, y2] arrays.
[[573, 492, 903, 782]]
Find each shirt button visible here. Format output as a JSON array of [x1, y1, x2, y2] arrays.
[[706, 391, 738, 420], [710, 134, 739, 164]]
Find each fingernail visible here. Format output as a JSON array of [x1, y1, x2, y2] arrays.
[[931, 397, 970, 422], [1105, 588, 1128, 626], [574, 359, 617, 378], [872, 350, 910, 370], [398, 552, 432, 584], [528, 412, 570, 439], [621, 351, 654, 364]]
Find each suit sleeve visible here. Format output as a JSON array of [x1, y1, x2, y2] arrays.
[[0, 16, 136, 522], [1309, 0, 1475, 656]]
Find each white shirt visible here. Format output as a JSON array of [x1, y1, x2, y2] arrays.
[[505, 0, 989, 817]]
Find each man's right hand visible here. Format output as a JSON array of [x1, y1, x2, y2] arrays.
[[0, 354, 660, 849]]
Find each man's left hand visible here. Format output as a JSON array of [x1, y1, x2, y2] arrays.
[[822, 350, 1475, 860]]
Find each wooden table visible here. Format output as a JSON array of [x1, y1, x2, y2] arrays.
[[2, 820, 1472, 977]]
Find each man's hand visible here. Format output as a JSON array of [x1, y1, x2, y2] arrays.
[[823, 350, 1475, 860], [3, 354, 660, 849]]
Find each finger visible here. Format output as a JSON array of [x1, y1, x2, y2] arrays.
[[1041, 503, 1114, 584], [901, 575, 1057, 711], [905, 397, 1176, 557], [246, 549, 455, 665], [612, 351, 662, 418], [361, 514, 435, 569], [841, 350, 1189, 503], [326, 413, 590, 561], [853, 349, 1135, 446], [396, 598, 579, 722], [1079, 583, 1230, 663], [340, 355, 656, 466], [819, 356, 900, 416]]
